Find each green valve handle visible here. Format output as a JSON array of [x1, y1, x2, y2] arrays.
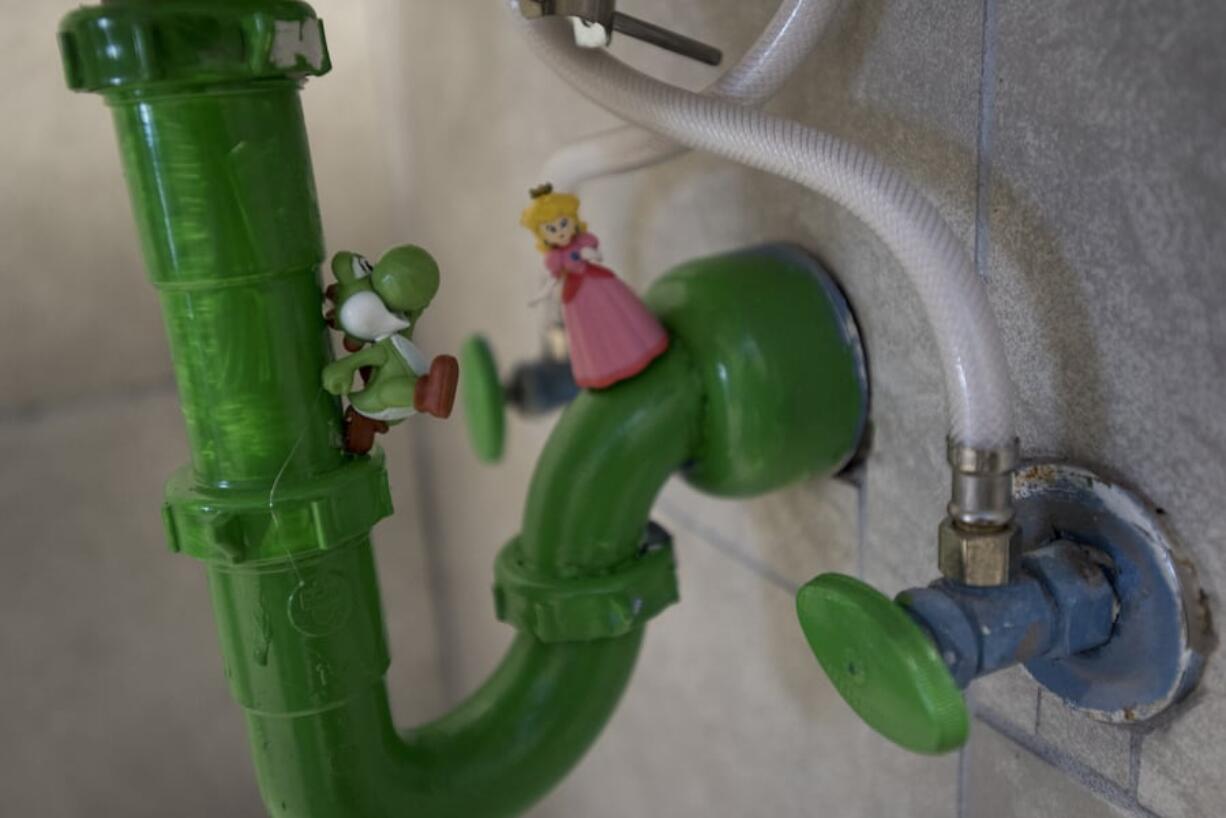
[[795, 574, 969, 754], [460, 335, 507, 463]]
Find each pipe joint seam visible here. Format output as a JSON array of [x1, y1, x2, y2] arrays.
[[163, 452, 393, 564], [493, 522, 679, 642]]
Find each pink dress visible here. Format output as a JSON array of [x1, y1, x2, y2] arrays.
[[546, 233, 669, 389]]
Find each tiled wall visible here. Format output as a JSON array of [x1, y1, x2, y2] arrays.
[[3, 0, 1222, 816]]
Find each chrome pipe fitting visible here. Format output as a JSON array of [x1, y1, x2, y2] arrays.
[[947, 438, 1019, 528], [938, 438, 1021, 586]]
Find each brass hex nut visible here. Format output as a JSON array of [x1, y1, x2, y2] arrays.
[[938, 518, 1021, 586]]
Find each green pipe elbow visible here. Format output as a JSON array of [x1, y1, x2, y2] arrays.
[[206, 246, 869, 818], [216, 346, 701, 817], [648, 244, 869, 497], [400, 344, 705, 816], [239, 631, 645, 818], [390, 240, 873, 813]]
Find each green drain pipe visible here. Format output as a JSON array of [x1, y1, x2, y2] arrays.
[[239, 346, 700, 817], [58, 2, 869, 815]]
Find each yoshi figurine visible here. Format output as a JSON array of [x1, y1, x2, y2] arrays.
[[322, 244, 459, 454]]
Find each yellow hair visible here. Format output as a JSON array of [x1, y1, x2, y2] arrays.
[[520, 190, 587, 253]]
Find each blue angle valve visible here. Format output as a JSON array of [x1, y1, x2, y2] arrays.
[[797, 461, 1211, 753]]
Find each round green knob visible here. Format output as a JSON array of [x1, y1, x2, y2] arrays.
[[460, 335, 506, 464], [795, 573, 969, 754]]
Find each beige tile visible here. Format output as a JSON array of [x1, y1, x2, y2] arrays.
[[2, 0, 404, 410], [971, 667, 1040, 737], [0, 2, 169, 408], [657, 471, 861, 591], [532, 521, 959, 818], [1036, 692, 1133, 787], [0, 390, 254, 817], [373, 425, 452, 727], [1137, 659, 1226, 818], [0, 390, 442, 816], [963, 725, 1136, 818], [404, 412, 548, 696], [304, 0, 402, 259]]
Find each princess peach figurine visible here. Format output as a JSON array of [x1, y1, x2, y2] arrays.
[[520, 184, 669, 390]]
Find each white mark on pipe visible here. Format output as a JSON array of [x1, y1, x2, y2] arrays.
[[570, 17, 610, 48], [270, 20, 324, 70]]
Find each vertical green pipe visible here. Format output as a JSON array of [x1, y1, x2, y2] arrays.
[[113, 84, 341, 485], [59, 2, 397, 812]]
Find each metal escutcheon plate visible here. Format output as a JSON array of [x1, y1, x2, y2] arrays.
[[1014, 462, 1212, 723]]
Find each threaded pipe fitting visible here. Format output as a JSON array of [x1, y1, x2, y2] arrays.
[[940, 438, 1021, 585]]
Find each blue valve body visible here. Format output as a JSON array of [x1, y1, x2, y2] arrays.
[[900, 541, 1117, 688], [507, 359, 580, 415]]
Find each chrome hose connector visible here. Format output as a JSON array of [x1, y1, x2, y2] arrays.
[[939, 438, 1021, 586]]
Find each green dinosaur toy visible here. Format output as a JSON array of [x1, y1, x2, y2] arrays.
[[322, 245, 458, 453]]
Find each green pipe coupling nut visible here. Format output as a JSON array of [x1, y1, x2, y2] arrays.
[[59, 0, 330, 93], [494, 523, 679, 642], [162, 453, 393, 564]]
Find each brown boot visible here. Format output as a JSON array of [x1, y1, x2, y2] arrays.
[[343, 405, 389, 455], [414, 355, 460, 418]]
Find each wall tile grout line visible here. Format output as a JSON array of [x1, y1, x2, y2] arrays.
[[655, 498, 799, 595], [957, 744, 969, 818], [1128, 729, 1145, 797], [975, 709, 1163, 818], [973, 0, 1000, 280]]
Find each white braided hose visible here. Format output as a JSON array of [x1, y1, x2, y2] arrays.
[[517, 9, 1015, 448]]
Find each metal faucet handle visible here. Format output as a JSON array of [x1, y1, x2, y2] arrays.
[[519, 0, 723, 66]]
